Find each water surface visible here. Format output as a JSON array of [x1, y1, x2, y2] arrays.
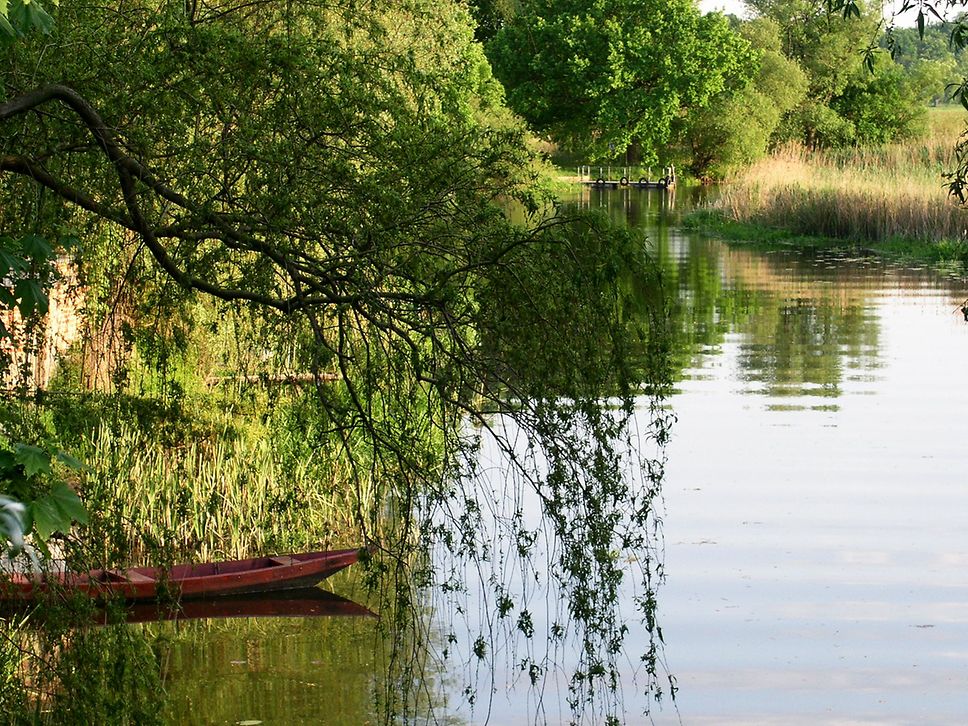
[[594, 186, 968, 725], [156, 185, 968, 724]]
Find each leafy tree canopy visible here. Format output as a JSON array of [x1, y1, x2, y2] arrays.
[[681, 17, 808, 178], [487, 0, 756, 161], [0, 0, 673, 715], [745, 0, 877, 102], [833, 56, 926, 143], [740, 0, 925, 148]]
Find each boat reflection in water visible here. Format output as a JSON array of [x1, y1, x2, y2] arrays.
[[3, 587, 377, 626], [119, 587, 377, 624]]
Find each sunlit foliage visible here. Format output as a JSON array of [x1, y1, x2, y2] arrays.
[[0, 0, 674, 721]]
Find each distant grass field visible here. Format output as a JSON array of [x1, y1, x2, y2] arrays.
[[706, 107, 968, 253]]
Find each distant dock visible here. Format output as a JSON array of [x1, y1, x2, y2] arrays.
[[576, 164, 676, 190]]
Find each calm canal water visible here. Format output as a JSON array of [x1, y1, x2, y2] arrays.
[[157, 185, 968, 724]]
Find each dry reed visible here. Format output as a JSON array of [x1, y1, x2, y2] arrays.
[[717, 108, 968, 244]]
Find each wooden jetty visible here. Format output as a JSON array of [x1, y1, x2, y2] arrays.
[[577, 164, 676, 190]]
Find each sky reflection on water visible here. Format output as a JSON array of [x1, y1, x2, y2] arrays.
[[153, 187, 968, 725], [636, 191, 968, 724]]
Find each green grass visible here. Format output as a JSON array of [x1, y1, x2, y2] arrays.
[[0, 386, 372, 569], [75, 420, 369, 564], [682, 208, 841, 248]]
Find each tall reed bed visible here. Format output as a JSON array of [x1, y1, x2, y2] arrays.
[[717, 109, 968, 245], [76, 422, 372, 564]]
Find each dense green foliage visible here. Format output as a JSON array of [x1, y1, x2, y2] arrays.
[[832, 58, 926, 144], [671, 0, 935, 177], [0, 0, 674, 721], [748, 0, 875, 102], [0, 4, 87, 554], [884, 22, 968, 104], [487, 0, 754, 161], [681, 18, 808, 178], [749, 0, 925, 148], [875, 13, 968, 201]]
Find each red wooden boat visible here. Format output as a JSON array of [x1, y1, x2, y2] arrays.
[[0, 548, 362, 601]]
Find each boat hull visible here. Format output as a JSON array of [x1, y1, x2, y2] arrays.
[[0, 548, 362, 602]]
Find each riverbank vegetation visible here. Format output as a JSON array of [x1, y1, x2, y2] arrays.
[[664, 3, 968, 261], [526, 0, 966, 190], [691, 108, 968, 264], [0, 0, 679, 721], [4, 0, 968, 719]]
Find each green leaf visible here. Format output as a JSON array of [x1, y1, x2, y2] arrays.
[[0, 450, 18, 475], [29, 485, 86, 542], [20, 234, 52, 261], [14, 278, 48, 317], [19, 502, 32, 534], [30, 496, 63, 540], [49, 482, 87, 524], [0, 470, 30, 501], [0, 248, 26, 275], [0, 237, 27, 274], [0, 0, 13, 39], [13, 443, 51, 477], [10, 0, 53, 35], [54, 451, 84, 471]]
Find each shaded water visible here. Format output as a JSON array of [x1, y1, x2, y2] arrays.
[[68, 185, 968, 724]]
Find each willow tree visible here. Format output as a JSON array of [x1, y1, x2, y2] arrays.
[[0, 0, 673, 721]]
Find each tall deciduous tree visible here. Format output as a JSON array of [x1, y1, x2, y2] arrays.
[[487, 0, 755, 161], [833, 58, 926, 144], [749, 0, 924, 148], [681, 17, 808, 178], [746, 0, 876, 102]]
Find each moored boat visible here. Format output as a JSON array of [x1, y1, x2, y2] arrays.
[[0, 548, 363, 601]]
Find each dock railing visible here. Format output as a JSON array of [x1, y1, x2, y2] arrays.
[[575, 164, 676, 188]]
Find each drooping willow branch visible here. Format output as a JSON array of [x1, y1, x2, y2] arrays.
[[0, 83, 486, 316], [0, 85, 317, 310], [0, 82, 575, 467], [0, 84, 562, 330]]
